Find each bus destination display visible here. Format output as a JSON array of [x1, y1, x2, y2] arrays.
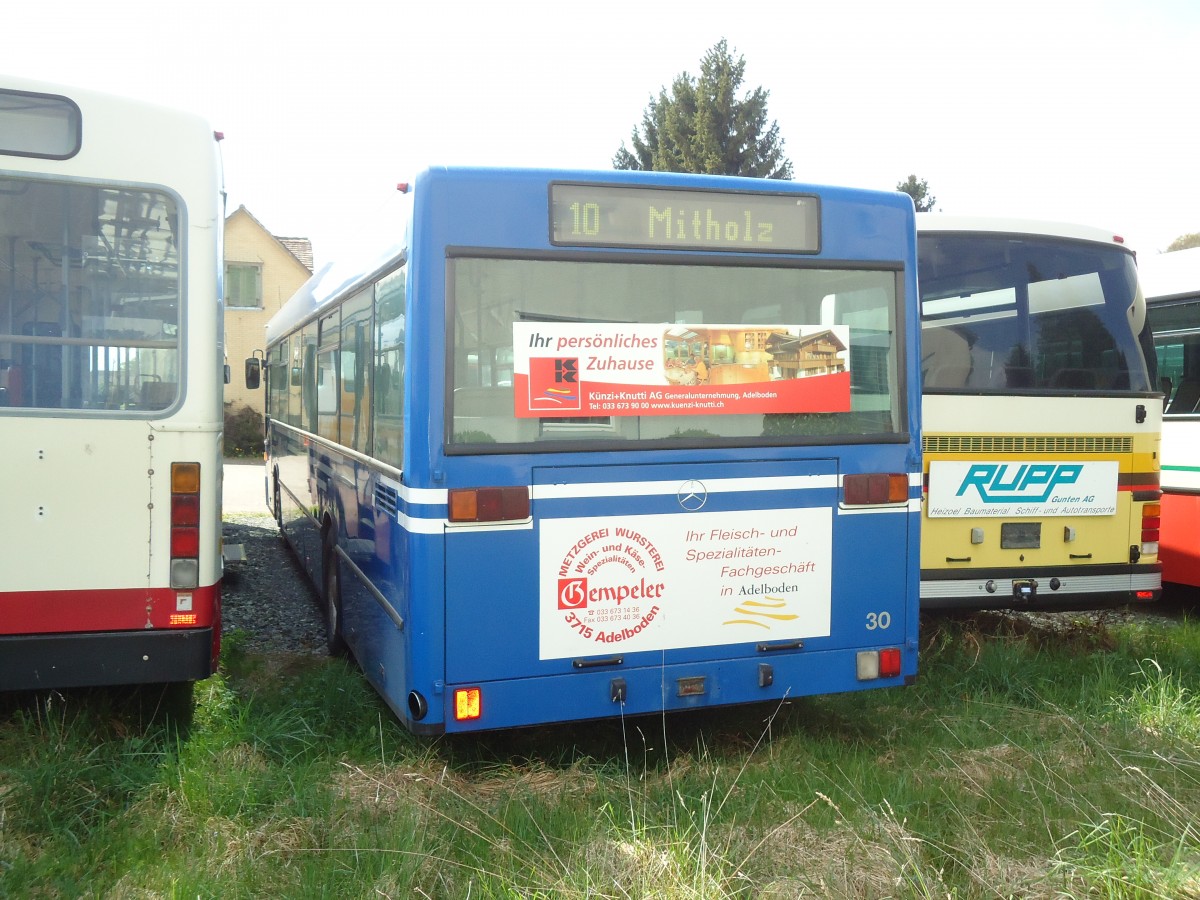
[[550, 183, 820, 253]]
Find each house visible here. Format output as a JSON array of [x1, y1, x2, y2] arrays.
[[223, 205, 312, 413], [766, 329, 848, 379]]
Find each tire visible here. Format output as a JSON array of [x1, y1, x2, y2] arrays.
[[322, 529, 348, 657], [272, 473, 283, 530]]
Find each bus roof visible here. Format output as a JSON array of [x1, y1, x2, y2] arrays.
[[1, 73, 219, 197], [1138, 247, 1200, 302], [266, 165, 917, 347], [265, 244, 406, 346], [3, 72, 192, 108], [916, 213, 1127, 248]]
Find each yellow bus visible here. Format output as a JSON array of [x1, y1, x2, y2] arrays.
[[918, 216, 1161, 610]]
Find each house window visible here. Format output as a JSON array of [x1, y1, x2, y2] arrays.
[[226, 263, 262, 308]]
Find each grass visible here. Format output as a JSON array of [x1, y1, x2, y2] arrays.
[[2, 607, 1199, 898]]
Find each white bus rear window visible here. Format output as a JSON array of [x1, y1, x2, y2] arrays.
[[0, 176, 182, 413]]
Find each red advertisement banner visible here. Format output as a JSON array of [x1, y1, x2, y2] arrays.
[[513, 323, 851, 418]]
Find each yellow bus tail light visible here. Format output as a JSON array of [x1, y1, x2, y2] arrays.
[[1141, 501, 1161, 552]]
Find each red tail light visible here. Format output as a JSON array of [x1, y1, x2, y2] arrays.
[[171, 526, 200, 557], [172, 493, 200, 526], [879, 648, 902, 678], [843, 473, 908, 506], [449, 487, 530, 522]]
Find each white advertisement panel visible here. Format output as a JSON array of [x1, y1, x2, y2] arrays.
[[539, 507, 832, 660], [927, 460, 1119, 518]]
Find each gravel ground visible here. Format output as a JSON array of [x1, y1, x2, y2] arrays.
[[221, 513, 328, 655]]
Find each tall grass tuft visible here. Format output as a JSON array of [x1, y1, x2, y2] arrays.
[[1107, 657, 1200, 744]]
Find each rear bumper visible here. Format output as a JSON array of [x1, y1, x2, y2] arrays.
[[405, 644, 917, 735], [920, 563, 1161, 611], [0, 628, 215, 691]]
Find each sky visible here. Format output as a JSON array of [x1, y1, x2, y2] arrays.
[[6, 0, 1198, 268]]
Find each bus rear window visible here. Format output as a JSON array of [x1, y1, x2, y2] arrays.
[[449, 256, 902, 448], [0, 176, 181, 414], [0, 89, 81, 159], [919, 234, 1150, 393]]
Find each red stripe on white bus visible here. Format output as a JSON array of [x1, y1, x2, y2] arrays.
[[0, 584, 219, 635]]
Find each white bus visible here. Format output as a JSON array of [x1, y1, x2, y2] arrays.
[[918, 215, 1162, 610], [0, 76, 225, 689], [1140, 246, 1200, 588]]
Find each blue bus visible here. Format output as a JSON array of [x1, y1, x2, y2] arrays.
[[249, 167, 921, 734]]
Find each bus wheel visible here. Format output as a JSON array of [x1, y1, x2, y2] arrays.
[[322, 532, 348, 657], [272, 474, 283, 529]]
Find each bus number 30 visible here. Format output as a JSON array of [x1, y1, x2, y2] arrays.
[[866, 611, 892, 630], [569, 201, 601, 236]]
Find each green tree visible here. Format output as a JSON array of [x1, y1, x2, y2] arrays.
[[613, 39, 793, 179], [896, 174, 937, 212], [1167, 233, 1200, 252]]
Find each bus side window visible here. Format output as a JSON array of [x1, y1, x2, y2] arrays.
[[924, 366, 969, 389], [1168, 379, 1200, 414], [373, 266, 406, 468]]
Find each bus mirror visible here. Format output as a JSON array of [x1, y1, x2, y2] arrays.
[[245, 357, 261, 390], [224, 363, 231, 385], [1129, 286, 1147, 334]]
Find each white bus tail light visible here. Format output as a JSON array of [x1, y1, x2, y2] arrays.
[[843, 473, 908, 506], [856, 648, 902, 680], [170, 524, 200, 557], [448, 487, 530, 523], [171, 461, 201, 494], [170, 462, 201, 590]]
